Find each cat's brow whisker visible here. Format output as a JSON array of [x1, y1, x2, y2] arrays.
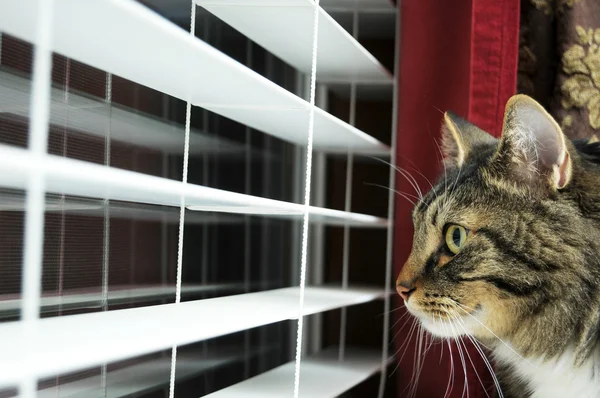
[[433, 138, 448, 199], [363, 182, 420, 200], [446, 126, 466, 211], [405, 165, 437, 199], [363, 182, 419, 207], [368, 157, 424, 200]]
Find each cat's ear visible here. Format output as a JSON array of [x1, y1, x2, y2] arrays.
[[441, 111, 496, 167], [494, 94, 572, 189]]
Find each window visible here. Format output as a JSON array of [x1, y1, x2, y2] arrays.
[[0, 0, 398, 397]]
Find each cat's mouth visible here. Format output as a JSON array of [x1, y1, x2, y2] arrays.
[[405, 300, 480, 338]]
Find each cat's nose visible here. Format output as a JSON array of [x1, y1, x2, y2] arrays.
[[396, 283, 416, 301]]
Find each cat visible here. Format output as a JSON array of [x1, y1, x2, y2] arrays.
[[395, 94, 600, 398]]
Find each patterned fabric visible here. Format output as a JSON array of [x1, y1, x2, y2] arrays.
[[518, 0, 600, 139]]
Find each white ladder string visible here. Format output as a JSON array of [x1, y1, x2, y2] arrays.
[[20, 0, 54, 396], [377, 3, 401, 397], [168, 3, 195, 397], [100, 71, 113, 398], [293, 0, 320, 396]]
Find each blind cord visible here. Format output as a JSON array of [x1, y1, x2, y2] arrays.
[[293, 1, 320, 397], [100, 72, 113, 398], [168, 3, 196, 398]]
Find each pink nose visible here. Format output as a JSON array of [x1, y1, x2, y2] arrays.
[[396, 283, 415, 301]]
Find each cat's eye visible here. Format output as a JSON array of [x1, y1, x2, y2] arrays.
[[444, 224, 468, 255]]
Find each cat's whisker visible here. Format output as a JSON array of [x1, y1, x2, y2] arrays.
[[389, 317, 419, 379], [459, 335, 492, 398], [458, 328, 503, 397], [369, 157, 424, 200], [444, 312, 469, 398], [446, 125, 466, 209], [381, 304, 409, 317], [388, 317, 421, 382], [387, 308, 411, 330], [363, 182, 419, 207], [412, 327, 432, 398], [447, 308, 505, 398], [424, 328, 435, 358], [374, 153, 437, 198], [405, 164, 437, 200], [408, 324, 425, 398], [391, 312, 419, 345], [449, 300, 536, 369], [397, 321, 421, 397], [438, 314, 445, 365], [412, 324, 427, 398], [448, 310, 497, 398], [440, 319, 455, 398], [433, 138, 448, 199]]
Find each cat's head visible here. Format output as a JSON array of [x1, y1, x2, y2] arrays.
[[396, 95, 598, 356]]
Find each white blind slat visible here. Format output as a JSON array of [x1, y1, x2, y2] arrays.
[[0, 144, 388, 226], [37, 346, 275, 398], [196, 0, 392, 84], [0, 286, 385, 387], [0, 284, 246, 315], [0, 0, 389, 154], [0, 71, 244, 155], [204, 347, 392, 398]]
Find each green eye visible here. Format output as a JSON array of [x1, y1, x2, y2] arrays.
[[445, 224, 468, 254]]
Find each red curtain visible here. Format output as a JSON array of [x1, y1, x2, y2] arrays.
[[393, 0, 519, 396]]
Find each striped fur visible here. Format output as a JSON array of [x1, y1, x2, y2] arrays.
[[396, 95, 600, 397]]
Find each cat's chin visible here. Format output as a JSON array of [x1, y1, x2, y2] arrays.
[[405, 304, 474, 338], [418, 317, 466, 338]]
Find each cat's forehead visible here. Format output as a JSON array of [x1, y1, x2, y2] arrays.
[[412, 165, 494, 226]]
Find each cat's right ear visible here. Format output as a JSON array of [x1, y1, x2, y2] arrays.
[[441, 111, 496, 168]]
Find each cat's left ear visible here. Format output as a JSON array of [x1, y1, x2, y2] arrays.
[[494, 94, 572, 189]]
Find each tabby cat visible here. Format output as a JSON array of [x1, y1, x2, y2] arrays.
[[396, 94, 600, 398]]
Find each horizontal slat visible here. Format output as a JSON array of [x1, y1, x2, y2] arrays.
[[205, 346, 391, 397], [0, 284, 250, 317], [0, 286, 385, 387], [0, 145, 389, 227], [0, 70, 244, 155], [0, 191, 244, 224], [195, 0, 392, 84], [37, 346, 273, 398], [0, 0, 389, 155], [0, 191, 245, 225]]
